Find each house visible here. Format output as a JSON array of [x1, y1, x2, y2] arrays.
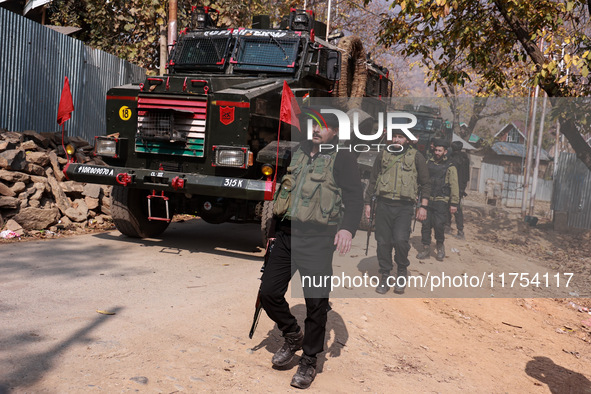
[[452, 133, 477, 151], [494, 121, 526, 144], [487, 142, 550, 175], [1, 0, 81, 34], [467, 141, 551, 190]]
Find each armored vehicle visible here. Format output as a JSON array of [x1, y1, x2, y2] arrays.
[[64, 7, 391, 240]]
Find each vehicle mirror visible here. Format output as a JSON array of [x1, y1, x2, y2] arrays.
[[318, 49, 341, 81]]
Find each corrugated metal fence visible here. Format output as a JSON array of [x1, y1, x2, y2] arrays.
[[478, 162, 553, 207], [552, 153, 591, 230], [0, 7, 145, 142]]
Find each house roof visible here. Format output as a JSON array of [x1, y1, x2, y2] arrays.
[[491, 142, 550, 161], [468, 134, 481, 143], [24, 0, 52, 15], [45, 25, 82, 35], [494, 121, 527, 140], [452, 133, 477, 150]]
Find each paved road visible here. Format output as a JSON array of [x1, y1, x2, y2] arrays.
[[0, 218, 266, 392]]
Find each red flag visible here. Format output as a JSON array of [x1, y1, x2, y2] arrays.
[[57, 76, 74, 126], [279, 80, 300, 130]]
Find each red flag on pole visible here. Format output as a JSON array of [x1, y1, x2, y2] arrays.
[[279, 80, 301, 130], [57, 76, 74, 126]]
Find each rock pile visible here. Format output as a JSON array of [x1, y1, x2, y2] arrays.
[[0, 129, 113, 237]]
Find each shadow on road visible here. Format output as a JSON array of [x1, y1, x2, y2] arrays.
[[0, 307, 123, 393], [250, 303, 349, 374], [93, 218, 263, 262], [525, 356, 591, 394]]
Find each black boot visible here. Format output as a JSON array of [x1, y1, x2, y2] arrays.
[[436, 243, 445, 261], [290, 354, 317, 389], [375, 274, 390, 294], [272, 329, 304, 367], [416, 244, 430, 260], [394, 267, 407, 295], [454, 230, 465, 240]]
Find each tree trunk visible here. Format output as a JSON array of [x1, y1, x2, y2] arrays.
[[494, 0, 591, 171]]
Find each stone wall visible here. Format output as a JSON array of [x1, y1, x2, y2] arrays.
[[0, 130, 112, 237]]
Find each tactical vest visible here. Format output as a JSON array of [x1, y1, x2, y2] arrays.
[[428, 159, 453, 198], [375, 148, 418, 201], [273, 148, 342, 226]]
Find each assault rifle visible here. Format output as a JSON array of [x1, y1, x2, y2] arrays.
[[365, 195, 377, 256], [413, 192, 422, 232], [248, 238, 275, 339]]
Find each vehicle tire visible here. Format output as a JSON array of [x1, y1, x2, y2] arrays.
[[111, 186, 170, 238], [260, 200, 274, 246]]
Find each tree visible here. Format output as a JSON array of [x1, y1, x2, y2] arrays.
[[47, 0, 283, 72], [327, 0, 411, 96], [369, 0, 591, 170], [48, 0, 410, 94]]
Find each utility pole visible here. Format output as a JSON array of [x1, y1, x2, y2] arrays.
[[326, 0, 332, 39], [521, 36, 544, 218], [521, 85, 539, 217], [168, 0, 178, 54], [529, 92, 548, 216], [553, 44, 569, 178], [160, 24, 167, 76]]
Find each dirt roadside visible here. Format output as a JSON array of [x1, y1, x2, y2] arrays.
[[1, 202, 590, 393]]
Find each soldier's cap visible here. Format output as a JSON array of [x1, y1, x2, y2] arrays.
[[433, 138, 449, 149], [301, 105, 342, 129], [390, 128, 411, 139]]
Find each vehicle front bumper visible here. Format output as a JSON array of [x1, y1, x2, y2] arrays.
[[64, 163, 275, 201]]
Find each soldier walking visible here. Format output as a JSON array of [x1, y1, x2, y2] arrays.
[[365, 129, 431, 294], [416, 139, 459, 261], [448, 141, 470, 239], [259, 109, 363, 389]]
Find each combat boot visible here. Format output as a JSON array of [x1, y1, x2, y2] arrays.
[[416, 244, 430, 260], [394, 267, 407, 295], [436, 243, 445, 261], [375, 274, 390, 294], [290, 354, 317, 389], [454, 230, 465, 240], [272, 329, 304, 367]]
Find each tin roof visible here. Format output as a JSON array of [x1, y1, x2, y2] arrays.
[[491, 142, 550, 161], [452, 133, 477, 150]]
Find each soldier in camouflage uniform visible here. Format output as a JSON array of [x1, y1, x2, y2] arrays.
[[365, 129, 431, 295], [259, 109, 363, 389], [416, 139, 459, 261]]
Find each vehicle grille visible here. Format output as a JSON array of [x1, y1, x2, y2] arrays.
[[135, 96, 207, 158]]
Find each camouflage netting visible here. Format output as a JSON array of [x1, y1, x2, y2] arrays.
[[334, 35, 368, 110]]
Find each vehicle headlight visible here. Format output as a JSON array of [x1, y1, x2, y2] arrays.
[[94, 137, 118, 157], [213, 146, 249, 168]]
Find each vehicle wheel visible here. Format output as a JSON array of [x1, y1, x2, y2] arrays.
[[260, 200, 274, 246], [111, 186, 170, 238]]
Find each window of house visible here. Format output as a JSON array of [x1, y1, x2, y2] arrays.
[[507, 127, 520, 143]]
